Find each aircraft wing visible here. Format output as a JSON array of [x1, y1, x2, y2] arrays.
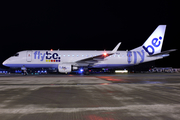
[[75, 42, 121, 66], [147, 49, 177, 57]]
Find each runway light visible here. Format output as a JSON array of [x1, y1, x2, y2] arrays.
[[100, 83, 109, 85]]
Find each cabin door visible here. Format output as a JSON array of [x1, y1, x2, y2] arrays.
[[26, 51, 32, 62]]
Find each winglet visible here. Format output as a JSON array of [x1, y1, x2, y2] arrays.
[[111, 42, 121, 53]]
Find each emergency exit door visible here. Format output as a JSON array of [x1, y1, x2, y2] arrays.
[[26, 51, 32, 62]]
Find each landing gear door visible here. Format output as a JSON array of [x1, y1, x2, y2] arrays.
[[26, 51, 32, 62]]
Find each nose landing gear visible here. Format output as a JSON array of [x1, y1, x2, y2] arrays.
[[21, 65, 28, 76]]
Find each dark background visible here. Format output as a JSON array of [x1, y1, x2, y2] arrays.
[[0, 1, 179, 68]]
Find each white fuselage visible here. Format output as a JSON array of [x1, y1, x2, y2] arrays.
[[2, 50, 161, 69]]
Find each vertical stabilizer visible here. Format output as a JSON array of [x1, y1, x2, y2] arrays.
[[132, 25, 166, 55]]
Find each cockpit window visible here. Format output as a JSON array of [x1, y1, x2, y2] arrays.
[[14, 53, 19, 57]]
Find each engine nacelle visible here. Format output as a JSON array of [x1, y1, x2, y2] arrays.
[[58, 64, 72, 73]]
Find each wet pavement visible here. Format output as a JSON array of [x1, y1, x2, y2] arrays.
[[0, 73, 180, 120]]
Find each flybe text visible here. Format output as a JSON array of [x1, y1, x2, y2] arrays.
[[34, 51, 61, 62], [127, 50, 144, 64], [143, 36, 162, 55]]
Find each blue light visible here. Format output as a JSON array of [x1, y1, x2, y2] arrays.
[[80, 69, 84, 72]]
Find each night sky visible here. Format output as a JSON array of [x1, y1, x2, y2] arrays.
[[1, 1, 179, 68]]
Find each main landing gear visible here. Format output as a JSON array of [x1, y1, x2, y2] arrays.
[[83, 68, 90, 75]]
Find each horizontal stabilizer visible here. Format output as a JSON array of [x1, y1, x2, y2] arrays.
[[148, 49, 177, 57]]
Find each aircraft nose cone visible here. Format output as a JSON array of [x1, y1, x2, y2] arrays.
[[2, 59, 9, 66], [2, 60, 7, 65]]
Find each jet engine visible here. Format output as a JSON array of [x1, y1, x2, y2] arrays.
[[58, 64, 72, 73]]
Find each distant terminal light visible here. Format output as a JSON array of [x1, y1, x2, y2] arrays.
[[115, 70, 128, 73], [51, 49, 53, 51], [0, 71, 8, 74], [37, 70, 47, 73]]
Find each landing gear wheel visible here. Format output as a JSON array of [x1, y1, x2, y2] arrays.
[[84, 70, 90, 75], [23, 71, 28, 76], [83, 67, 90, 75]]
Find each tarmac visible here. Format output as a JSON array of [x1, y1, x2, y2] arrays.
[[0, 73, 180, 120]]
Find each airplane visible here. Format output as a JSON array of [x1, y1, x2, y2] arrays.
[[2, 25, 176, 74]]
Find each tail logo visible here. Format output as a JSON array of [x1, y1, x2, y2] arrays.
[[143, 36, 162, 55]]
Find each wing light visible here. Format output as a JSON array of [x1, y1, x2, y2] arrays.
[[103, 53, 107, 56]]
